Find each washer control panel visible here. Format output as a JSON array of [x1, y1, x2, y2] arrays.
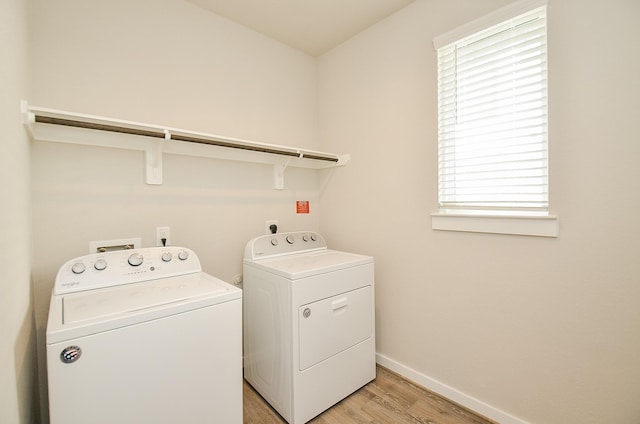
[[244, 231, 327, 260], [54, 246, 201, 295]]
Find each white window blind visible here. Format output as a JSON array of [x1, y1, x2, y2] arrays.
[[436, 4, 548, 214]]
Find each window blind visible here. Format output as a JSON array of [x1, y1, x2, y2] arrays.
[[436, 5, 548, 213]]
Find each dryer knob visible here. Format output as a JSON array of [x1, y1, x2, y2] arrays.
[[270, 238, 278, 246], [94, 259, 107, 271], [71, 262, 86, 274], [161, 252, 173, 262], [302, 235, 309, 242], [128, 253, 144, 267], [310, 234, 317, 241], [178, 250, 189, 261], [286, 235, 295, 244]]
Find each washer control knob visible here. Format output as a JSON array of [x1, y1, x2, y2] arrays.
[[286, 235, 295, 244], [178, 250, 189, 261], [310, 234, 317, 241], [94, 259, 107, 271], [128, 253, 144, 267], [302, 235, 309, 242], [270, 238, 278, 246], [161, 252, 173, 262], [71, 262, 86, 274]]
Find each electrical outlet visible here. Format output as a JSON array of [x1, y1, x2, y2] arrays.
[[156, 226, 170, 247], [265, 220, 278, 235]]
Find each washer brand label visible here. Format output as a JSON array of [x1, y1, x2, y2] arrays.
[[60, 346, 82, 364]]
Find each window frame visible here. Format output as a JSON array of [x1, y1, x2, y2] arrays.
[[431, 0, 558, 237]]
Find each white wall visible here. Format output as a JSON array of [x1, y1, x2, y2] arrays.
[[0, 0, 38, 423], [318, 0, 640, 423], [27, 0, 640, 423], [29, 0, 324, 421]]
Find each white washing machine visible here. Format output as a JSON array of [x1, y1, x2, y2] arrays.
[[243, 231, 375, 424], [46, 246, 242, 424]]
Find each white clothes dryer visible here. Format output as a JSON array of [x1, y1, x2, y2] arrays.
[[46, 246, 242, 424], [243, 231, 375, 424]]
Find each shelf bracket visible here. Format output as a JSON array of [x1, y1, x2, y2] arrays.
[[273, 158, 289, 190], [145, 131, 167, 185]]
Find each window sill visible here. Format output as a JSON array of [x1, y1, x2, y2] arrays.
[[431, 212, 558, 237]]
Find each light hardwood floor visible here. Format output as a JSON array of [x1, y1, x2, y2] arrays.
[[243, 365, 496, 424]]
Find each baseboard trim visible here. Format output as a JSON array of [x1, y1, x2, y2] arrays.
[[375, 353, 530, 424]]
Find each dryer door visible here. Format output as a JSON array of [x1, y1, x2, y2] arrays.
[[298, 285, 372, 371]]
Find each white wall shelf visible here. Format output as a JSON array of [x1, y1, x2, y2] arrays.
[[22, 102, 349, 189]]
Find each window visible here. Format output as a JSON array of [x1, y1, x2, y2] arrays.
[[432, 0, 557, 237]]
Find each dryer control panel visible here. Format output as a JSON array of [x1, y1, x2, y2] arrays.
[[244, 231, 327, 260], [54, 246, 201, 295]]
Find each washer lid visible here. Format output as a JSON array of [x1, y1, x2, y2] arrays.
[[47, 272, 241, 344], [246, 249, 373, 279]]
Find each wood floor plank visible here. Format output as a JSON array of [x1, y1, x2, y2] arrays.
[[243, 365, 496, 424]]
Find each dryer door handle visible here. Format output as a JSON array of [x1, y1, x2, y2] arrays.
[[331, 297, 348, 310]]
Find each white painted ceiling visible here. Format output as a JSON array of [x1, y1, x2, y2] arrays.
[[186, 0, 416, 56]]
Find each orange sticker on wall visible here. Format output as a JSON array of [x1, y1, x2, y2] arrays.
[[296, 200, 310, 214]]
